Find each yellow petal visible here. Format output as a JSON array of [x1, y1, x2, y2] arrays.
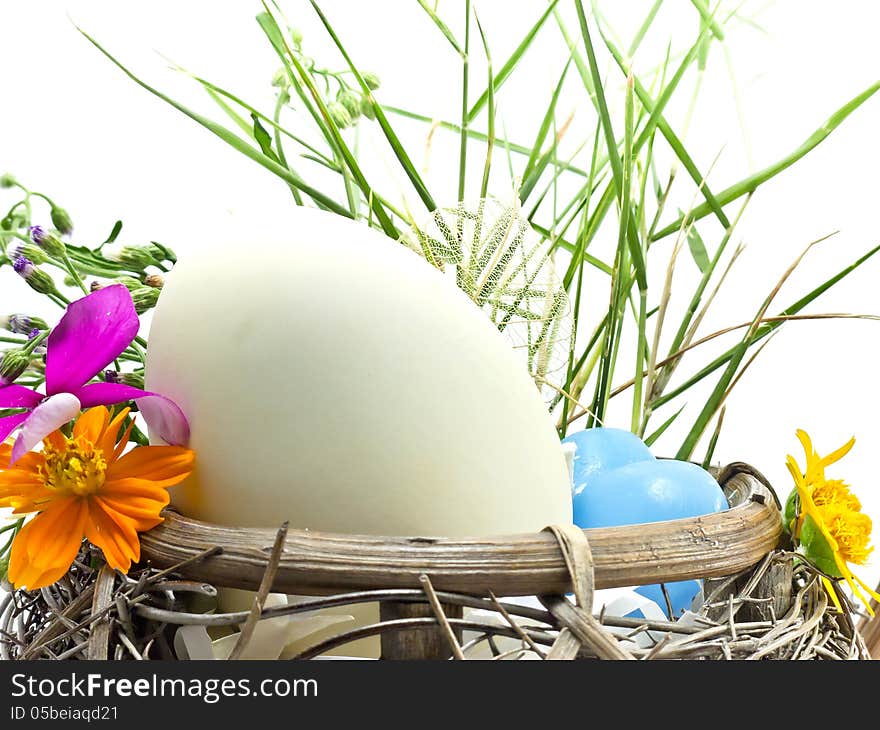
[[821, 436, 856, 469]]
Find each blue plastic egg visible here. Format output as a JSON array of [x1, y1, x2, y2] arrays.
[[562, 427, 655, 496], [572, 459, 728, 528], [571, 458, 728, 619]]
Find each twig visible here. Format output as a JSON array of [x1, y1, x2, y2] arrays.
[[419, 574, 465, 660], [228, 522, 288, 660]]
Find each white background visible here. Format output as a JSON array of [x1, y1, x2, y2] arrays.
[[2, 2, 880, 597]]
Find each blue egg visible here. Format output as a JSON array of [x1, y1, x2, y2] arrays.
[[633, 580, 702, 619], [571, 459, 727, 619], [562, 427, 655, 496], [572, 459, 728, 529]]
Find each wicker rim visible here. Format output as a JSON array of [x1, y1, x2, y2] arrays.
[[138, 462, 782, 597]]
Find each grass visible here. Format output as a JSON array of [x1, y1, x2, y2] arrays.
[[75, 0, 880, 462]]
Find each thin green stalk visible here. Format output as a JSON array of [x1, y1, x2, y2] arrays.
[[384, 106, 590, 177], [458, 0, 471, 202], [474, 12, 495, 199], [632, 288, 648, 433], [272, 92, 304, 205]]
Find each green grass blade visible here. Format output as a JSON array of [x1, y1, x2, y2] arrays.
[[78, 26, 351, 218], [474, 11, 495, 199], [384, 106, 590, 177], [467, 0, 560, 121], [690, 0, 725, 40], [520, 57, 572, 198], [653, 81, 880, 240], [307, 0, 437, 213], [416, 0, 465, 56], [598, 22, 730, 231], [628, 0, 664, 56], [458, 0, 471, 201], [644, 405, 686, 447]]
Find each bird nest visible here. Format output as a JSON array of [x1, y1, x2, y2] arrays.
[[0, 463, 872, 660]]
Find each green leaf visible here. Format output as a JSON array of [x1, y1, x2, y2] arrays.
[[251, 113, 280, 163], [685, 219, 710, 273], [104, 220, 123, 244]]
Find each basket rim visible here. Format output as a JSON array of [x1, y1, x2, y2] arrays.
[[138, 462, 782, 597]]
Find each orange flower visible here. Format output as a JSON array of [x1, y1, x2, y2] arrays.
[[0, 406, 194, 590]]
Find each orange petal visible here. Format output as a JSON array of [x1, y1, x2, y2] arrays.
[[73, 406, 110, 444], [0, 448, 45, 478], [111, 420, 136, 463], [98, 407, 131, 461], [107, 446, 195, 486], [84, 497, 141, 573], [7, 499, 87, 590], [96, 492, 169, 532]]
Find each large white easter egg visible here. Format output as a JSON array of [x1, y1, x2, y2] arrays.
[[144, 207, 572, 538]]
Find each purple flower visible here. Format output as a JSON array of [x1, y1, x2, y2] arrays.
[[0, 284, 190, 464], [27, 328, 40, 341], [13, 256, 34, 277]]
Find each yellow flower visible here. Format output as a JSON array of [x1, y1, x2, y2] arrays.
[[0, 406, 194, 590], [785, 428, 880, 614]]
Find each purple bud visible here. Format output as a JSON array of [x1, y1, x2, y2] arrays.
[[29, 225, 46, 245], [13, 256, 34, 278], [103, 369, 120, 384], [27, 328, 41, 341]]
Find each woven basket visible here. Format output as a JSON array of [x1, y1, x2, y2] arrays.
[[1, 462, 870, 660]]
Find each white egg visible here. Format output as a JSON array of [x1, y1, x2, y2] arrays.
[[144, 206, 572, 538]]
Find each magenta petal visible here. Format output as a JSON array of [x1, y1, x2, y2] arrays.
[[0, 385, 42, 410], [10, 393, 82, 464], [74, 382, 190, 446], [45, 285, 140, 395], [0, 412, 29, 448], [137, 394, 190, 446]]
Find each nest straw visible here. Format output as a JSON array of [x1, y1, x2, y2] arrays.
[[0, 544, 867, 661]]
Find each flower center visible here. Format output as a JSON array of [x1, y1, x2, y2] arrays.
[[41, 438, 108, 497], [818, 504, 874, 565]]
